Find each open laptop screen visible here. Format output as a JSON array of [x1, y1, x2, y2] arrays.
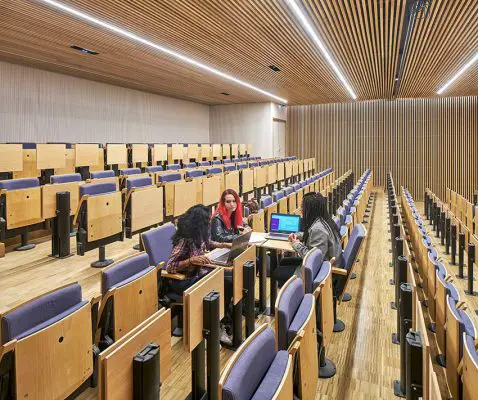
[[270, 213, 300, 233]]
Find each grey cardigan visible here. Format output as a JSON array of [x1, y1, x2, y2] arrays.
[[292, 219, 342, 260]]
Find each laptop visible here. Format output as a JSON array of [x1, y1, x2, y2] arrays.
[[208, 231, 252, 266], [265, 213, 301, 241]]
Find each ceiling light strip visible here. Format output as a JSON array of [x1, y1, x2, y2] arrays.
[[437, 52, 478, 95], [286, 0, 356, 100], [37, 0, 288, 104]]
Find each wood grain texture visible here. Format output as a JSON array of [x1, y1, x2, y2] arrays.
[[287, 97, 478, 200]]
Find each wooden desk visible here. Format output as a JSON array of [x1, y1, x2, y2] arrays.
[[98, 309, 171, 400], [187, 144, 200, 161], [183, 268, 225, 352], [212, 144, 222, 159], [173, 180, 199, 217], [231, 144, 239, 159], [106, 144, 127, 165], [277, 162, 285, 181], [247, 144, 252, 155], [131, 144, 148, 164], [75, 144, 100, 167], [285, 162, 293, 179], [169, 144, 184, 163], [42, 181, 81, 219], [153, 144, 168, 163], [13, 149, 40, 178], [267, 164, 277, 185], [239, 144, 247, 156], [86, 192, 122, 241], [201, 174, 221, 207], [241, 169, 254, 194], [130, 186, 163, 232], [4, 187, 44, 229], [89, 148, 105, 172], [37, 144, 67, 170], [0, 144, 23, 172], [200, 144, 211, 160], [254, 166, 267, 188], [224, 170, 240, 194], [55, 148, 76, 175]]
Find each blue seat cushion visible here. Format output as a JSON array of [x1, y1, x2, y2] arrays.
[[249, 162, 259, 168], [50, 173, 82, 184], [340, 225, 348, 238], [186, 169, 205, 178], [223, 159, 232, 164], [224, 165, 236, 172], [142, 223, 177, 267], [212, 160, 222, 165], [237, 163, 247, 170], [146, 166, 163, 173], [184, 162, 197, 168], [287, 293, 314, 346], [2, 283, 86, 343], [465, 334, 478, 365], [102, 253, 154, 293], [90, 170, 115, 179], [260, 196, 273, 209], [222, 327, 277, 400], [158, 173, 182, 183], [250, 351, 289, 400], [0, 178, 40, 191], [277, 279, 303, 351], [166, 164, 181, 170], [272, 190, 284, 201], [313, 261, 331, 291], [339, 224, 365, 269], [199, 161, 211, 166], [283, 187, 293, 196], [80, 182, 116, 196], [126, 176, 152, 190], [207, 167, 222, 175], [303, 248, 324, 294], [120, 168, 141, 176]]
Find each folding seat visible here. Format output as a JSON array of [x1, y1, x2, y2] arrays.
[[272, 189, 288, 214], [260, 195, 277, 232], [96, 252, 159, 348], [90, 170, 115, 179], [223, 159, 232, 164], [446, 297, 476, 399], [212, 160, 222, 165], [157, 172, 182, 183], [249, 161, 259, 168], [146, 165, 163, 173], [219, 324, 293, 400], [236, 163, 247, 170], [332, 224, 366, 329], [224, 164, 236, 172], [184, 162, 197, 169], [185, 169, 205, 178], [206, 167, 222, 175], [166, 163, 181, 170], [462, 333, 478, 400], [119, 167, 141, 176], [74, 181, 123, 267], [0, 283, 95, 399], [0, 177, 43, 250], [50, 172, 82, 184], [199, 161, 211, 166]]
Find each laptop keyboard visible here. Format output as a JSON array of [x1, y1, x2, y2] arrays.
[[210, 248, 229, 261]]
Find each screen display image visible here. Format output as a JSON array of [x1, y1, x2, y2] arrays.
[[270, 214, 300, 233]]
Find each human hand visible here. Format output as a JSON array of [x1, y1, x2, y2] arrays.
[[189, 255, 210, 265], [288, 233, 298, 242], [222, 242, 232, 249], [239, 226, 252, 233]]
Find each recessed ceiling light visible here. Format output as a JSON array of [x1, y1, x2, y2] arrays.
[[437, 52, 478, 95], [286, 0, 357, 100], [269, 65, 281, 72], [37, 0, 288, 104], [70, 45, 98, 55], [220, 92, 230, 96]]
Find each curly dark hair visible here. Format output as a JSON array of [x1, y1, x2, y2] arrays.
[[172, 205, 211, 247]]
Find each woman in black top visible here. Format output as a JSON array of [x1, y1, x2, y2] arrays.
[[211, 189, 250, 242]]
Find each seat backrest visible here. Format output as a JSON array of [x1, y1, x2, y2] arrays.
[[50, 173, 82, 184], [340, 224, 366, 269], [303, 248, 325, 294], [146, 165, 163, 173], [223, 159, 232, 164], [276, 278, 304, 350], [260, 195, 273, 209], [199, 161, 210, 166], [184, 162, 197, 168], [1, 283, 85, 343], [142, 223, 177, 267], [80, 182, 116, 197], [222, 326, 277, 400], [207, 167, 222, 175], [0, 178, 39, 191], [283, 186, 293, 196], [101, 253, 154, 294], [126, 176, 152, 191], [90, 170, 115, 179], [212, 160, 222, 165], [237, 163, 247, 170], [186, 169, 205, 178], [166, 164, 181, 170], [157, 172, 182, 183], [119, 168, 141, 176], [272, 190, 284, 202], [224, 165, 236, 172]]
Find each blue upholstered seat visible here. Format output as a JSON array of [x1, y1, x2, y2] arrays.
[[184, 162, 197, 168], [303, 248, 325, 294], [186, 169, 205, 178], [126, 176, 152, 191], [223, 159, 232, 164], [336, 224, 366, 270], [260, 196, 273, 209], [448, 296, 477, 339], [120, 168, 141, 176], [146, 166, 163, 173], [464, 334, 478, 365], [102, 253, 155, 294], [283, 187, 293, 196], [299, 180, 306, 188], [90, 170, 115, 179], [292, 183, 300, 192], [80, 182, 116, 197], [212, 160, 222, 165], [20, 143, 37, 149], [249, 162, 259, 168], [199, 161, 211, 166], [0, 178, 40, 191], [224, 165, 236, 172], [222, 327, 288, 400], [207, 167, 222, 175], [142, 223, 177, 268], [1, 284, 87, 343], [272, 190, 284, 202], [166, 164, 181, 170], [157, 173, 182, 183], [237, 163, 247, 170], [50, 173, 82, 184], [287, 294, 314, 345]]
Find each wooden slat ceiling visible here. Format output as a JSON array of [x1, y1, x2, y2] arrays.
[[0, 0, 476, 105]]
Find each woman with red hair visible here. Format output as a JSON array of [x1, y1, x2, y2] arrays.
[[211, 189, 250, 243]]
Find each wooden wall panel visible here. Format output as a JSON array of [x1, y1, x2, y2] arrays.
[[287, 97, 478, 200]]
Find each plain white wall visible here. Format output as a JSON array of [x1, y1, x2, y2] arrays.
[[0, 61, 210, 143], [210, 103, 281, 158]]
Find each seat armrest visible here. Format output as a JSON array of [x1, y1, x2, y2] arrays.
[[332, 267, 347, 276], [161, 270, 186, 280]]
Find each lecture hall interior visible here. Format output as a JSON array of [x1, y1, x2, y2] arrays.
[[0, 0, 477, 399]]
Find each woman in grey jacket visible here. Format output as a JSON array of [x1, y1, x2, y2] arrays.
[[275, 192, 342, 286]]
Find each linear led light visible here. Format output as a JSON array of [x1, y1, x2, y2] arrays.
[[37, 0, 288, 104], [437, 53, 478, 94], [286, 0, 356, 100]]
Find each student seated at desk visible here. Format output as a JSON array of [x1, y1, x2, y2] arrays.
[[211, 189, 251, 242], [275, 192, 342, 286]]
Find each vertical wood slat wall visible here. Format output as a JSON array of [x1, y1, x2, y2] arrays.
[[287, 97, 478, 201]]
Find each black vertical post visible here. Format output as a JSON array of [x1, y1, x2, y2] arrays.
[[424, 192, 429, 219], [328, 192, 333, 216], [405, 331, 424, 400], [56, 192, 71, 258], [440, 211, 446, 245], [474, 193, 478, 205], [259, 249, 266, 312], [458, 233, 465, 278], [467, 243, 475, 295], [204, 292, 220, 400], [393, 283, 412, 398], [243, 261, 255, 338], [435, 208, 440, 238], [190, 341, 205, 399], [451, 225, 457, 264], [445, 217, 451, 254], [393, 254, 407, 342]]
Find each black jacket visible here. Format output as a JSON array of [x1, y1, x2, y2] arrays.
[[210, 214, 241, 243]]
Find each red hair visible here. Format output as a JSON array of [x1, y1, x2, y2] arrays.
[[214, 189, 243, 230]]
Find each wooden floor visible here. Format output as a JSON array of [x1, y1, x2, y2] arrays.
[[0, 189, 401, 399]]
